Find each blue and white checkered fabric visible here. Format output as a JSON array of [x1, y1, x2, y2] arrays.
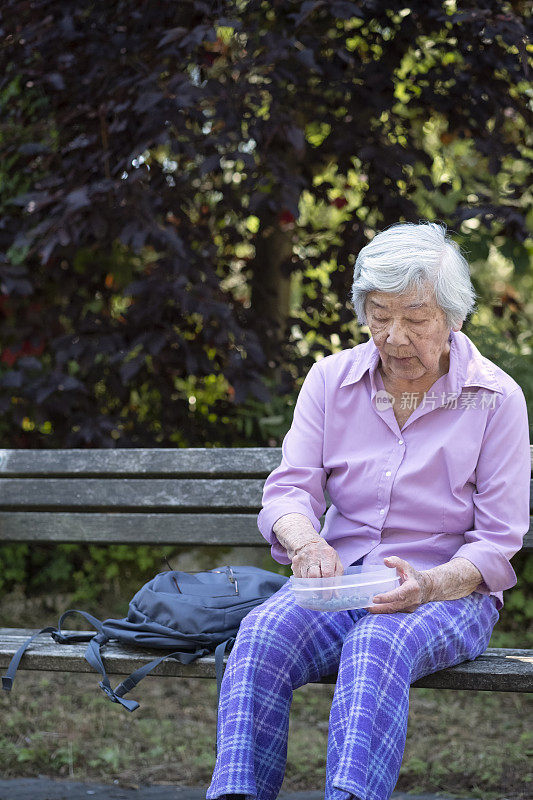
[[206, 580, 499, 800]]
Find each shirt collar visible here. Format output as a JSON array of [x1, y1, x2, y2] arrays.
[[340, 330, 504, 394]]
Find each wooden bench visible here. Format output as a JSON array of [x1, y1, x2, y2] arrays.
[[1, 447, 532, 693]]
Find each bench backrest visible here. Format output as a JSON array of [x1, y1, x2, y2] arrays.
[[0, 448, 531, 550]]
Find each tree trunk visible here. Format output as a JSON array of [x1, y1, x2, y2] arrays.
[[250, 225, 293, 369]]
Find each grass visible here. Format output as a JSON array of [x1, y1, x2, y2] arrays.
[[0, 670, 531, 799]]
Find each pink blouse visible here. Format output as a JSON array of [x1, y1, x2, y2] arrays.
[[258, 331, 531, 610]]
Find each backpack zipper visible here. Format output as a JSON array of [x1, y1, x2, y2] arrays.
[[212, 566, 239, 594]]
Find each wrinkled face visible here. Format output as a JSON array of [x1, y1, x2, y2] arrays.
[[365, 286, 462, 384]]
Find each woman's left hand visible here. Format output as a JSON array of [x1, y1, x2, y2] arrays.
[[365, 556, 433, 614]]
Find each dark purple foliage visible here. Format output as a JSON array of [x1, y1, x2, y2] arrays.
[[0, 0, 530, 446]]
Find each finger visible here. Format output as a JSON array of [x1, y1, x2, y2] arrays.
[[366, 604, 395, 614], [383, 556, 408, 573], [372, 592, 396, 603], [365, 599, 403, 613], [384, 555, 411, 570], [366, 603, 416, 614], [373, 588, 409, 603], [368, 582, 421, 607], [373, 582, 418, 605], [316, 550, 337, 575], [319, 559, 338, 578], [291, 554, 309, 578], [368, 592, 421, 614], [383, 556, 413, 583]]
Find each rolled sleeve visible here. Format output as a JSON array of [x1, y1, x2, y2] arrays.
[[452, 388, 531, 593], [257, 362, 327, 563]]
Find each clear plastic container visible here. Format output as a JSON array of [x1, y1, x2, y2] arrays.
[[289, 565, 400, 611]]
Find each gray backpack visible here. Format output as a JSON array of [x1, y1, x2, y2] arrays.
[[3, 565, 288, 712]]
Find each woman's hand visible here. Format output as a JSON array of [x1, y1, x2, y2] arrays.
[[365, 556, 433, 614], [291, 538, 344, 578]]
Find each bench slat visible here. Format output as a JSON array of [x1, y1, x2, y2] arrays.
[[0, 512, 266, 545], [0, 478, 264, 510], [1, 446, 532, 479], [0, 630, 531, 693], [0, 511, 531, 549], [0, 448, 283, 477]]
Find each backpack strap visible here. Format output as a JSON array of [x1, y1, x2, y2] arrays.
[[111, 645, 212, 705], [3, 615, 236, 717], [51, 611, 140, 712], [52, 609, 106, 642], [111, 637, 236, 717], [83, 633, 140, 712], [2, 626, 57, 692], [2, 608, 103, 693], [214, 637, 235, 700], [211, 637, 236, 759]]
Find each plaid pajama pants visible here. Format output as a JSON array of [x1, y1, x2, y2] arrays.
[[206, 578, 499, 800]]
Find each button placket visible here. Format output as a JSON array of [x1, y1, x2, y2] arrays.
[[377, 437, 403, 524], [379, 436, 407, 524]]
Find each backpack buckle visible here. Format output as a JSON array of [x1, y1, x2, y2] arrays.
[[99, 681, 118, 702], [212, 566, 239, 594], [225, 566, 239, 595]]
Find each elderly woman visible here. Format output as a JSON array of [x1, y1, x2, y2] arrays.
[[206, 221, 530, 800]]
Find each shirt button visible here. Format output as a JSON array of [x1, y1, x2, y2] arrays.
[[385, 471, 391, 477], [379, 508, 385, 515], [398, 439, 404, 445]]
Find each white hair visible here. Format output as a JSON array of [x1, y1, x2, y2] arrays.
[[350, 221, 477, 328]]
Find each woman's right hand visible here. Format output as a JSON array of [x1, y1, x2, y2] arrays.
[[291, 538, 344, 578]]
